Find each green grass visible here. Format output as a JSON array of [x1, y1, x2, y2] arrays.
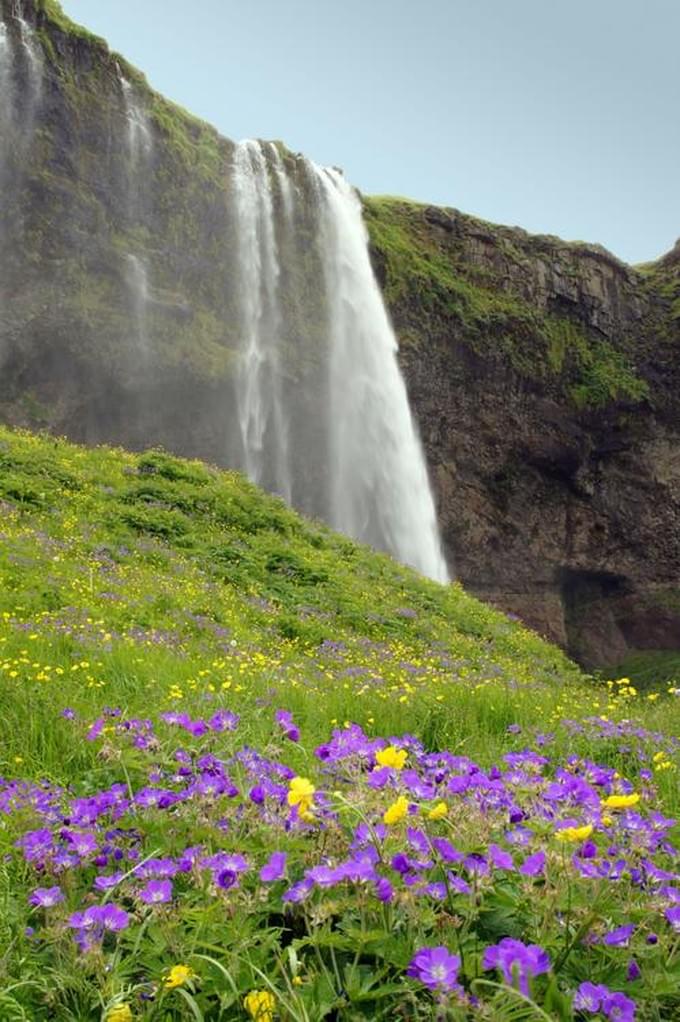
[[0, 426, 588, 775], [605, 649, 680, 690]]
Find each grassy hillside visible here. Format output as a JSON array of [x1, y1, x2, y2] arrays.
[[1, 428, 679, 1020]]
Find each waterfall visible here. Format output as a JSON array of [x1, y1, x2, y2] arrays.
[[0, 5, 42, 151], [313, 165, 448, 582], [232, 140, 292, 503], [229, 141, 448, 582], [125, 253, 150, 351], [120, 76, 153, 173], [119, 74, 153, 354], [16, 12, 42, 118], [0, 3, 43, 316], [0, 20, 11, 173]]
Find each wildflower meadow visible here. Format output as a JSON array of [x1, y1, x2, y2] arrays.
[[1, 427, 680, 1020]]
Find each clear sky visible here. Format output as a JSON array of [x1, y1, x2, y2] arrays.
[[60, 0, 679, 264]]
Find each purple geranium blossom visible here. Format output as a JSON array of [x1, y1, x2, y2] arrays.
[[275, 709, 300, 742], [260, 851, 287, 883], [519, 851, 546, 877], [664, 906, 680, 932], [139, 879, 173, 904], [407, 946, 462, 993], [603, 924, 635, 947], [374, 876, 394, 902], [28, 886, 64, 908], [626, 960, 641, 982], [602, 991, 636, 1021], [482, 938, 550, 996], [67, 903, 129, 949], [574, 982, 609, 1012]]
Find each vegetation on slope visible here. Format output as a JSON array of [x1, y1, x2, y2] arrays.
[[1, 429, 680, 1019], [364, 197, 649, 409]]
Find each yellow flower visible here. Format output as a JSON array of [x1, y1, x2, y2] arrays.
[[164, 964, 195, 989], [244, 989, 276, 1021], [383, 795, 410, 825], [287, 776, 315, 818], [375, 745, 407, 770], [107, 1007, 133, 1022], [427, 801, 448, 820], [555, 824, 593, 842], [601, 793, 640, 810]]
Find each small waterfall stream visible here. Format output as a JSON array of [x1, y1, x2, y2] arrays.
[[125, 253, 150, 351], [119, 74, 153, 354], [16, 10, 42, 115]]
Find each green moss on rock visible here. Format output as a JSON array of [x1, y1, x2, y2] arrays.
[[364, 196, 650, 408]]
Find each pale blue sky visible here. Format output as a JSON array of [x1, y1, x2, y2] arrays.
[[60, 0, 679, 264]]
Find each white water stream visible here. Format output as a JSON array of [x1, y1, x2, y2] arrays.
[[231, 141, 448, 582]]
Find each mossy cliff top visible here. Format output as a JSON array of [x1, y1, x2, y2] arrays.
[[364, 196, 678, 410]]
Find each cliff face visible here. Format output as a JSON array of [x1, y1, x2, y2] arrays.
[[1, 0, 679, 667], [366, 200, 680, 666]]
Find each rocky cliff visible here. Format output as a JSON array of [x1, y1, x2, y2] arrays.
[[366, 200, 680, 666], [1, 0, 678, 668]]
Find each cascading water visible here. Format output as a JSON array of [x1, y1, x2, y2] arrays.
[[313, 165, 448, 582], [0, 2, 43, 334], [16, 10, 41, 118], [229, 141, 448, 582], [232, 140, 292, 503], [0, 19, 11, 176], [0, 5, 42, 163], [119, 74, 153, 353], [120, 76, 153, 175], [125, 253, 149, 350]]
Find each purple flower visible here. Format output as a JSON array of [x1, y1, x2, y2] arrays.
[[573, 983, 636, 1020], [626, 960, 641, 982], [67, 903, 129, 948], [65, 830, 98, 858], [519, 851, 546, 877], [275, 709, 300, 742], [86, 718, 105, 741], [407, 946, 462, 992], [99, 904, 130, 931], [665, 906, 680, 932], [482, 938, 550, 996], [489, 844, 514, 870], [282, 879, 313, 903], [603, 924, 635, 947], [139, 879, 173, 904], [574, 982, 609, 1012], [28, 886, 63, 908], [374, 876, 394, 902], [94, 872, 124, 891], [602, 991, 636, 1021], [215, 869, 237, 890], [260, 851, 287, 883]]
